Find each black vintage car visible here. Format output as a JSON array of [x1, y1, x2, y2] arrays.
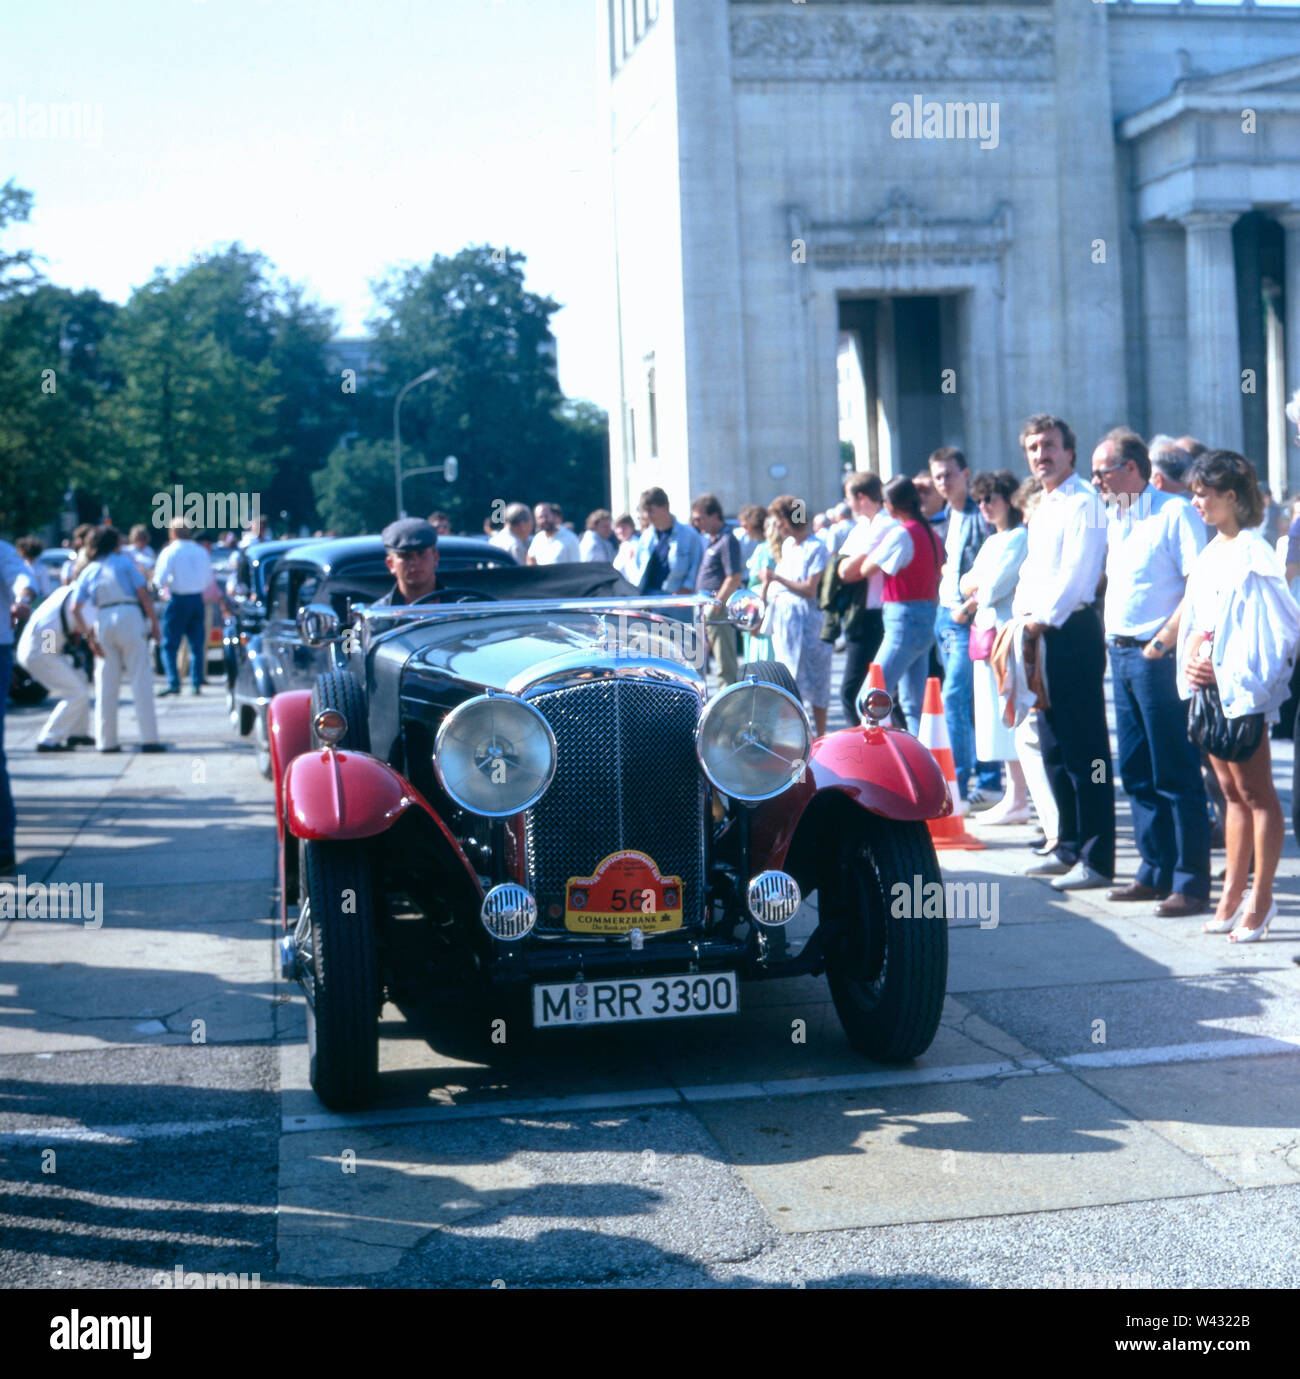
[[231, 534, 515, 775], [267, 564, 952, 1109]]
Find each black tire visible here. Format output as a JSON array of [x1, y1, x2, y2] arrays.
[[8, 667, 48, 706], [299, 838, 381, 1109], [821, 816, 947, 1062], [310, 669, 370, 752], [738, 659, 800, 698]]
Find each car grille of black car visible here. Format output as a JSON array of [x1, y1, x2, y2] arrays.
[[524, 679, 706, 935]]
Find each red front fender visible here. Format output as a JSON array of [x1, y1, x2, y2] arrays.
[[269, 689, 313, 839], [285, 748, 414, 840], [284, 747, 482, 882], [751, 724, 951, 870]]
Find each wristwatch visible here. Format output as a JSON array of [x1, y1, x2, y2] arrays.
[[1150, 637, 1166, 655]]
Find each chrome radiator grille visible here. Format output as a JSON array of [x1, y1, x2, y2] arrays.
[[524, 679, 706, 933]]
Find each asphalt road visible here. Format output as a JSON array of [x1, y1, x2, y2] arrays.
[[2, 669, 1300, 1289]]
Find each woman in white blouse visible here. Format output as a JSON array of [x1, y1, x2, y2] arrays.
[[760, 494, 832, 735], [1180, 451, 1300, 943], [957, 470, 1031, 825]]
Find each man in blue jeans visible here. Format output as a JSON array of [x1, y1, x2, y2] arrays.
[[930, 447, 999, 805], [1093, 427, 1209, 916], [153, 519, 214, 695], [0, 537, 29, 874]]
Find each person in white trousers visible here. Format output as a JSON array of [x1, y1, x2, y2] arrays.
[[69, 526, 164, 753], [17, 585, 94, 751]]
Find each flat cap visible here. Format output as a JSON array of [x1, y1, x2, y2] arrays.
[[381, 517, 438, 552]]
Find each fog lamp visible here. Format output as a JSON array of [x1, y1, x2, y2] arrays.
[[747, 870, 801, 927], [481, 883, 538, 941]]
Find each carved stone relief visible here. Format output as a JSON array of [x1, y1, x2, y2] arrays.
[[730, 9, 1053, 82]]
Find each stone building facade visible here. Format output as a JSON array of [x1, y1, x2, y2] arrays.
[[601, 0, 1300, 517]]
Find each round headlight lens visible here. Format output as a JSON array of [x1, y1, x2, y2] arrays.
[[696, 678, 811, 802], [434, 694, 557, 818]]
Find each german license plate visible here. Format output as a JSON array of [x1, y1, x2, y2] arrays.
[[532, 972, 739, 1028], [565, 850, 683, 935]]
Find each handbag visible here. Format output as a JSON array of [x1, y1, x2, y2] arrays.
[[968, 621, 996, 661], [1187, 682, 1264, 762]]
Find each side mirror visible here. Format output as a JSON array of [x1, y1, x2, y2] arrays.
[[297, 603, 341, 647], [726, 588, 765, 634]]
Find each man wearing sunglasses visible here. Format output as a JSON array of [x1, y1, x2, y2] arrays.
[[374, 518, 443, 606]]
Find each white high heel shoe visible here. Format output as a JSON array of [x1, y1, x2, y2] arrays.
[[1229, 901, 1275, 944], [1203, 896, 1248, 935]]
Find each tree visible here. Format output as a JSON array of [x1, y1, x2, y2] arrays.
[[265, 282, 351, 530], [0, 284, 118, 533], [368, 245, 606, 530], [0, 180, 40, 298], [99, 259, 278, 526], [98, 245, 345, 533], [311, 438, 398, 536]]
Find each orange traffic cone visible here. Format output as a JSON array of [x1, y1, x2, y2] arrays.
[[918, 676, 985, 851]]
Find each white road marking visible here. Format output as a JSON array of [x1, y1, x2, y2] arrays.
[[278, 1036, 1298, 1133], [0, 1117, 262, 1145], [1060, 1035, 1300, 1070]]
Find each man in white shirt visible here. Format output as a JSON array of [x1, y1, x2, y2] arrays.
[[1013, 414, 1115, 890], [527, 502, 581, 565], [17, 584, 93, 751], [1093, 428, 1209, 917], [154, 519, 214, 695], [837, 471, 907, 725], [489, 502, 532, 565]]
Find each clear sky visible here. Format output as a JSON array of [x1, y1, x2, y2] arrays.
[[0, 0, 615, 405]]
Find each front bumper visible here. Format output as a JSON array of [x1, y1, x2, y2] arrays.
[[484, 927, 823, 988]]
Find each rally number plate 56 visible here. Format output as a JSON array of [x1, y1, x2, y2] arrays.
[[532, 972, 739, 1028]]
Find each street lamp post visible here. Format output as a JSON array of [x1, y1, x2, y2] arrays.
[[393, 366, 441, 518]]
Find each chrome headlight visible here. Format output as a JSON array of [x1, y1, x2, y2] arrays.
[[434, 693, 557, 817], [695, 678, 811, 802]]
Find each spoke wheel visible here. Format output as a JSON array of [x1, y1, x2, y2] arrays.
[[822, 818, 947, 1062]]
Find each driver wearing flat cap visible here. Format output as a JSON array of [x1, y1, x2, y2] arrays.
[[374, 518, 443, 606]]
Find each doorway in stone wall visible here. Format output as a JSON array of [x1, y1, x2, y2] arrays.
[[837, 294, 966, 479]]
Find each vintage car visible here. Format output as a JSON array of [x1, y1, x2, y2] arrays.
[[223, 538, 314, 731], [230, 534, 515, 775], [268, 565, 952, 1109]]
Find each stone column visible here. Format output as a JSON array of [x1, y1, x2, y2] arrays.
[[1181, 210, 1244, 453], [1138, 222, 1187, 438], [1282, 210, 1300, 493]]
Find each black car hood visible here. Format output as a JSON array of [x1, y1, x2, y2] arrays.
[[400, 608, 705, 694]]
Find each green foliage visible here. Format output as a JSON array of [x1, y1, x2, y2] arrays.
[[0, 179, 40, 298], [311, 439, 398, 536], [370, 245, 607, 530], [0, 285, 118, 532], [99, 254, 279, 521], [0, 193, 609, 540]]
